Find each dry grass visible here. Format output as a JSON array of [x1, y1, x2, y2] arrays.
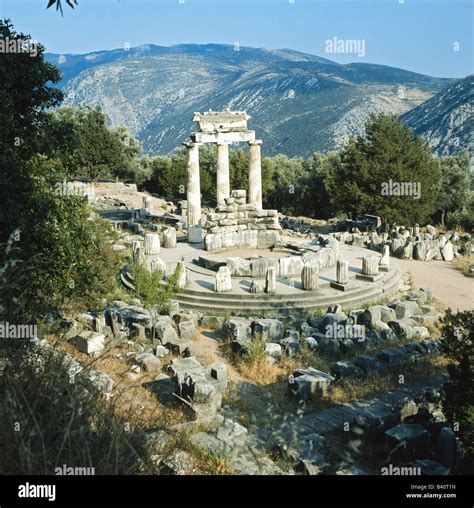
[[329, 355, 451, 406], [452, 254, 473, 275], [49, 335, 186, 430]]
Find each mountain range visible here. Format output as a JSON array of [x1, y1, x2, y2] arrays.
[[45, 43, 470, 158]]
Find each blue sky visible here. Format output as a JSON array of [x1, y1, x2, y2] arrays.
[[1, 0, 472, 77]]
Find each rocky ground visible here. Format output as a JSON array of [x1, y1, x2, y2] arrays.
[[29, 183, 465, 475]]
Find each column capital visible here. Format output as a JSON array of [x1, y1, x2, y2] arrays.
[[248, 139, 262, 146]]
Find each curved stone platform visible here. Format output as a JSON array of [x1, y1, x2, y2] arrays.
[[173, 262, 403, 317], [122, 237, 404, 317], [165, 242, 403, 317]]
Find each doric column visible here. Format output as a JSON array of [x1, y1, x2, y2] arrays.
[[216, 142, 230, 205], [248, 140, 263, 210], [184, 142, 202, 228]]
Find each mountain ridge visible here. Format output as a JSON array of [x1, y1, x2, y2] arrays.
[[45, 43, 458, 157]]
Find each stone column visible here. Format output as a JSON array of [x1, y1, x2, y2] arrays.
[[144, 233, 160, 255], [362, 256, 379, 276], [302, 263, 319, 290], [185, 141, 202, 228], [215, 266, 232, 292], [379, 245, 390, 267], [265, 266, 276, 294], [163, 227, 177, 248], [336, 260, 349, 284], [216, 142, 230, 205], [248, 140, 263, 210]]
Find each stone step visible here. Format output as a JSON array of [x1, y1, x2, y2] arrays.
[[173, 279, 401, 316], [177, 266, 401, 302], [292, 374, 447, 437]]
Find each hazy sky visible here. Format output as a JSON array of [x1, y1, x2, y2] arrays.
[[1, 0, 472, 77]]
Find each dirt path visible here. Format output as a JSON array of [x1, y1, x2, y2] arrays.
[[396, 258, 473, 312]]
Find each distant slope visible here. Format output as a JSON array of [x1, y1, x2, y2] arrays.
[[401, 75, 473, 157], [45, 43, 453, 157]]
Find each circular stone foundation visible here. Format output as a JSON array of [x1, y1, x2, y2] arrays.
[[150, 237, 404, 317]]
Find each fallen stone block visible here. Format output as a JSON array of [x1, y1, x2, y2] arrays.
[[134, 353, 161, 372], [377, 347, 407, 365], [280, 337, 300, 357], [199, 315, 224, 330], [252, 318, 284, 342], [222, 318, 252, 342], [302, 336, 319, 351], [265, 342, 282, 363], [330, 361, 364, 380], [385, 424, 430, 460], [354, 355, 385, 374], [72, 331, 105, 355], [354, 404, 399, 435], [408, 459, 448, 475], [153, 322, 178, 344], [394, 301, 421, 319], [178, 320, 197, 341], [289, 368, 334, 401]]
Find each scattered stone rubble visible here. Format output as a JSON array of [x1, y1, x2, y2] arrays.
[[333, 224, 471, 262]]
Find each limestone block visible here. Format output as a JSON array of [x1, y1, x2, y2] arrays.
[[227, 257, 252, 277], [215, 266, 232, 292], [149, 257, 167, 275], [395, 301, 421, 319], [279, 256, 304, 278], [222, 318, 252, 342], [231, 189, 246, 199], [252, 319, 284, 342], [289, 368, 334, 401], [354, 404, 398, 435], [72, 331, 105, 355], [178, 320, 197, 341], [265, 343, 282, 363], [379, 245, 390, 267], [163, 227, 177, 248], [330, 361, 364, 380], [144, 233, 160, 255], [250, 279, 265, 293], [336, 259, 349, 284], [385, 424, 430, 460], [135, 352, 161, 372], [362, 255, 379, 276], [302, 263, 319, 290], [154, 322, 178, 344], [441, 241, 454, 261], [280, 337, 301, 357], [188, 225, 202, 244], [265, 266, 276, 294]]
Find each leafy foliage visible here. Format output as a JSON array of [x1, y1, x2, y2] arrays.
[[129, 262, 182, 340], [439, 309, 474, 472], [326, 113, 442, 228], [0, 21, 121, 321]]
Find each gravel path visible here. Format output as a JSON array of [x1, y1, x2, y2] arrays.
[[396, 258, 473, 312]]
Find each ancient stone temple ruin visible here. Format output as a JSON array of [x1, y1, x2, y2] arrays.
[[184, 110, 279, 246]]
